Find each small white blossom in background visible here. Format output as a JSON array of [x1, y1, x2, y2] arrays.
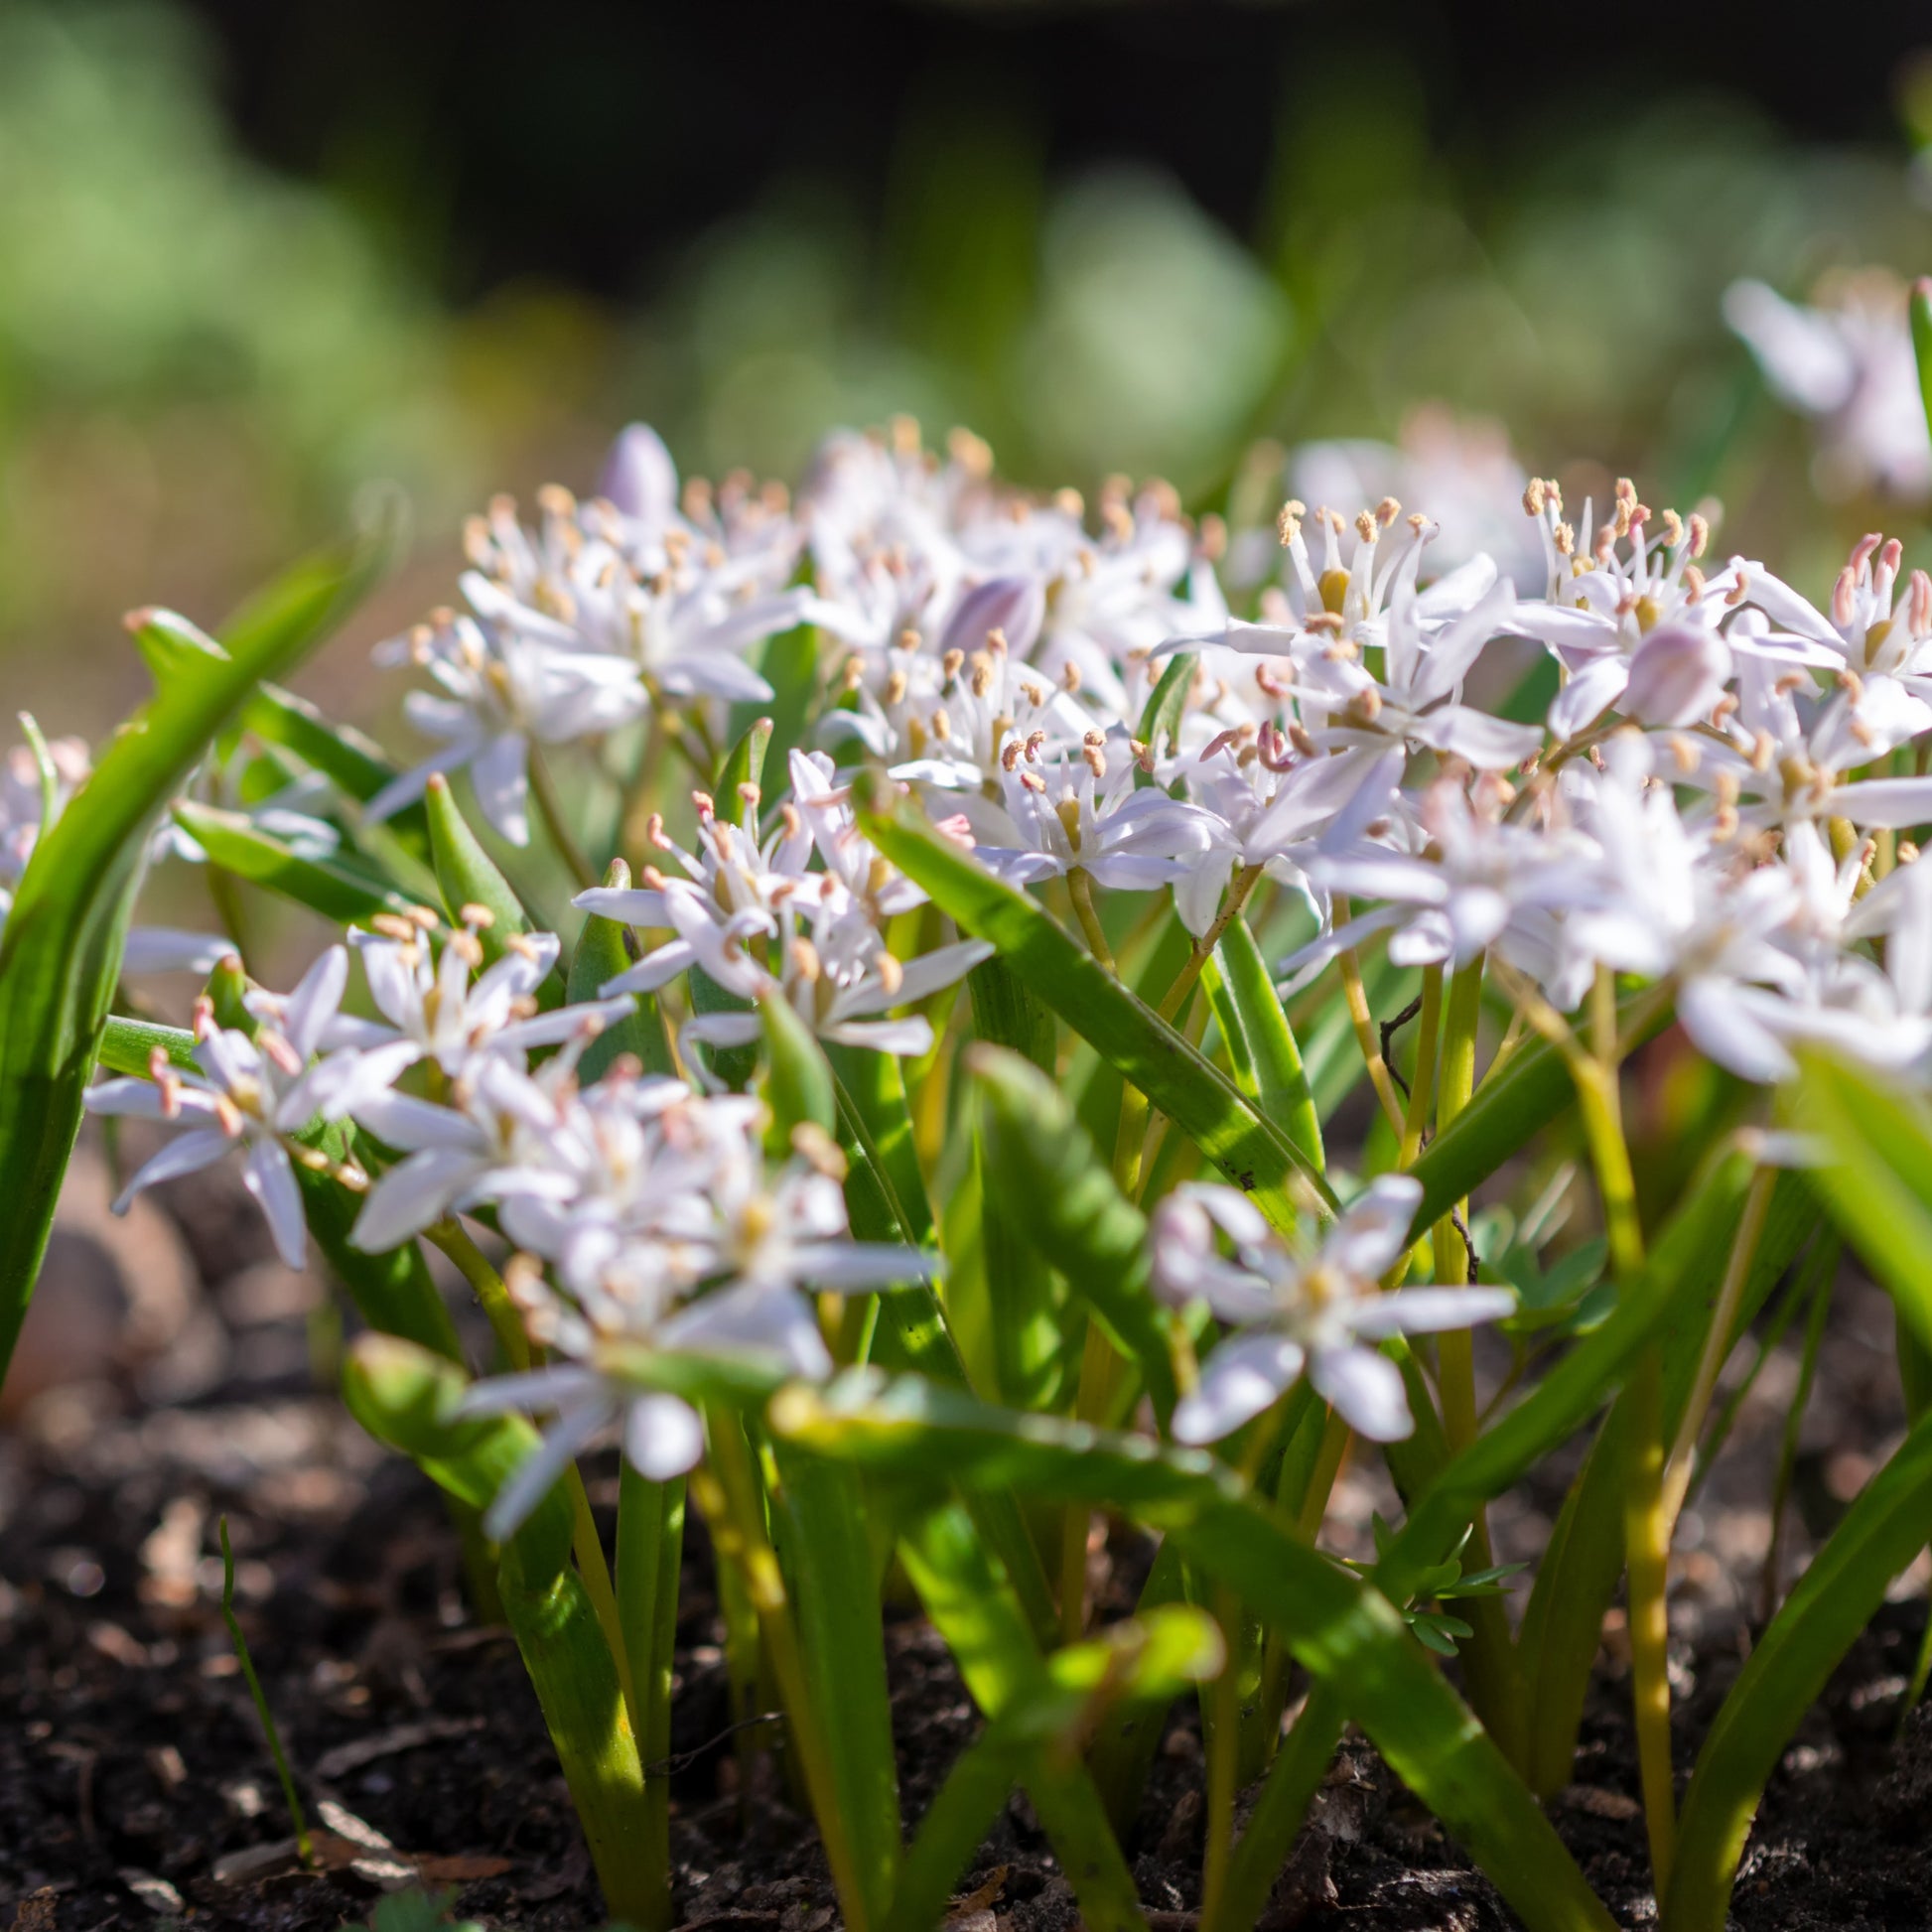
[[1725, 271, 1932, 499], [1152, 1173, 1514, 1445]]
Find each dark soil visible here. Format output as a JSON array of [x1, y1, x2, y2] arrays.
[[4, 1137, 1930, 1932]]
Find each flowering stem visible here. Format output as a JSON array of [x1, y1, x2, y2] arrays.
[[1396, 965, 1444, 1173], [1332, 896, 1405, 1133], [1158, 862, 1266, 1025], [1567, 995, 1675, 1895], [529, 743, 600, 892], [1661, 1165, 1775, 1527], [1066, 866, 1116, 972], [1057, 1321, 1120, 1641]]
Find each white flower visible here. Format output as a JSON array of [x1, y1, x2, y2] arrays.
[[82, 948, 360, 1267], [1151, 1173, 1513, 1445], [1725, 274, 1932, 499], [366, 610, 646, 843]]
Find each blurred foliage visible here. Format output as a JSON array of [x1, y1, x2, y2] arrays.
[[2, 1, 1931, 723]]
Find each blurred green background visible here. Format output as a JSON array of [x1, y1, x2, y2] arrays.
[[4, 0, 1932, 738]]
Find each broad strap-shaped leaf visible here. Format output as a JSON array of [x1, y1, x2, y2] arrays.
[[0, 513, 396, 1380], [1205, 912, 1322, 1171], [895, 1499, 1156, 1932], [174, 800, 420, 924], [853, 770, 1335, 1232], [244, 681, 434, 861], [887, 1601, 1221, 1932], [1665, 1408, 1932, 1932], [968, 1042, 1184, 1425], [773, 1373, 1616, 1932], [716, 715, 773, 826], [1789, 1048, 1932, 1358]]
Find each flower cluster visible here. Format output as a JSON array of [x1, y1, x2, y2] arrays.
[[79, 411, 1932, 1507]]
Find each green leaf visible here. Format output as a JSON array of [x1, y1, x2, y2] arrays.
[[569, 858, 676, 1081], [1204, 913, 1322, 1172], [853, 770, 1334, 1233], [1133, 651, 1194, 787], [123, 605, 227, 682], [97, 1016, 198, 1077], [775, 1373, 1616, 1932], [174, 799, 420, 924], [967, 1042, 1184, 1427], [244, 680, 433, 861], [0, 512, 397, 1384], [424, 773, 549, 965], [888, 1602, 1222, 1932], [1912, 278, 1932, 446], [826, 1043, 934, 1249], [966, 955, 1069, 1409], [342, 1333, 572, 1582], [715, 715, 773, 827], [1789, 1048, 1932, 1358], [894, 1499, 1154, 1932], [770, 1439, 902, 1928], [760, 989, 838, 1150], [1666, 1408, 1932, 1932]]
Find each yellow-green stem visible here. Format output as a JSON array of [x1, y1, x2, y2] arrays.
[[1661, 1165, 1775, 1527], [530, 743, 600, 892], [1058, 1322, 1120, 1641], [1333, 895, 1405, 1131], [1573, 1042, 1674, 1893]]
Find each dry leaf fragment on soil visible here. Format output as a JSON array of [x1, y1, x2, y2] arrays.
[[9, 1889, 59, 1932], [209, 1803, 511, 1893]]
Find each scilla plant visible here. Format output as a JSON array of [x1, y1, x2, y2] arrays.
[[15, 300, 1932, 1931]]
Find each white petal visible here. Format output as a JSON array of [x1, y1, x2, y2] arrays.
[[1309, 1343, 1412, 1441], [1172, 1331, 1306, 1445], [1349, 1287, 1516, 1339], [1326, 1173, 1424, 1282], [483, 1399, 615, 1542], [242, 1139, 308, 1268], [112, 1128, 231, 1212], [624, 1394, 705, 1480]]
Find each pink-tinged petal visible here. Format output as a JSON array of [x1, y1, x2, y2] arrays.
[[788, 1241, 932, 1290], [1309, 1343, 1412, 1441], [310, 1041, 428, 1123], [625, 1394, 705, 1480], [1172, 1332, 1306, 1445], [242, 1139, 308, 1269], [1410, 705, 1543, 770], [821, 1017, 934, 1056], [599, 423, 678, 527], [1675, 977, 1794, 1085], [683, 1012, 763, 1049], [458, 1365, 605, 1417], [573, 886, 672, 924], [112, 1128, 232, 1212], [1830, 778, 1932, 830], [1621, 621, 1732, 729], [83, 1078, 176, 1121], [599, 939, 696, 999]]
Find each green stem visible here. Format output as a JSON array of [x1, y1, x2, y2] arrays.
[[530, 743, 600, 892], [1571, 1019, 1674, 1893], [219, 1517, 312, 1867], [1662, 1167, 1775, 1527]]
